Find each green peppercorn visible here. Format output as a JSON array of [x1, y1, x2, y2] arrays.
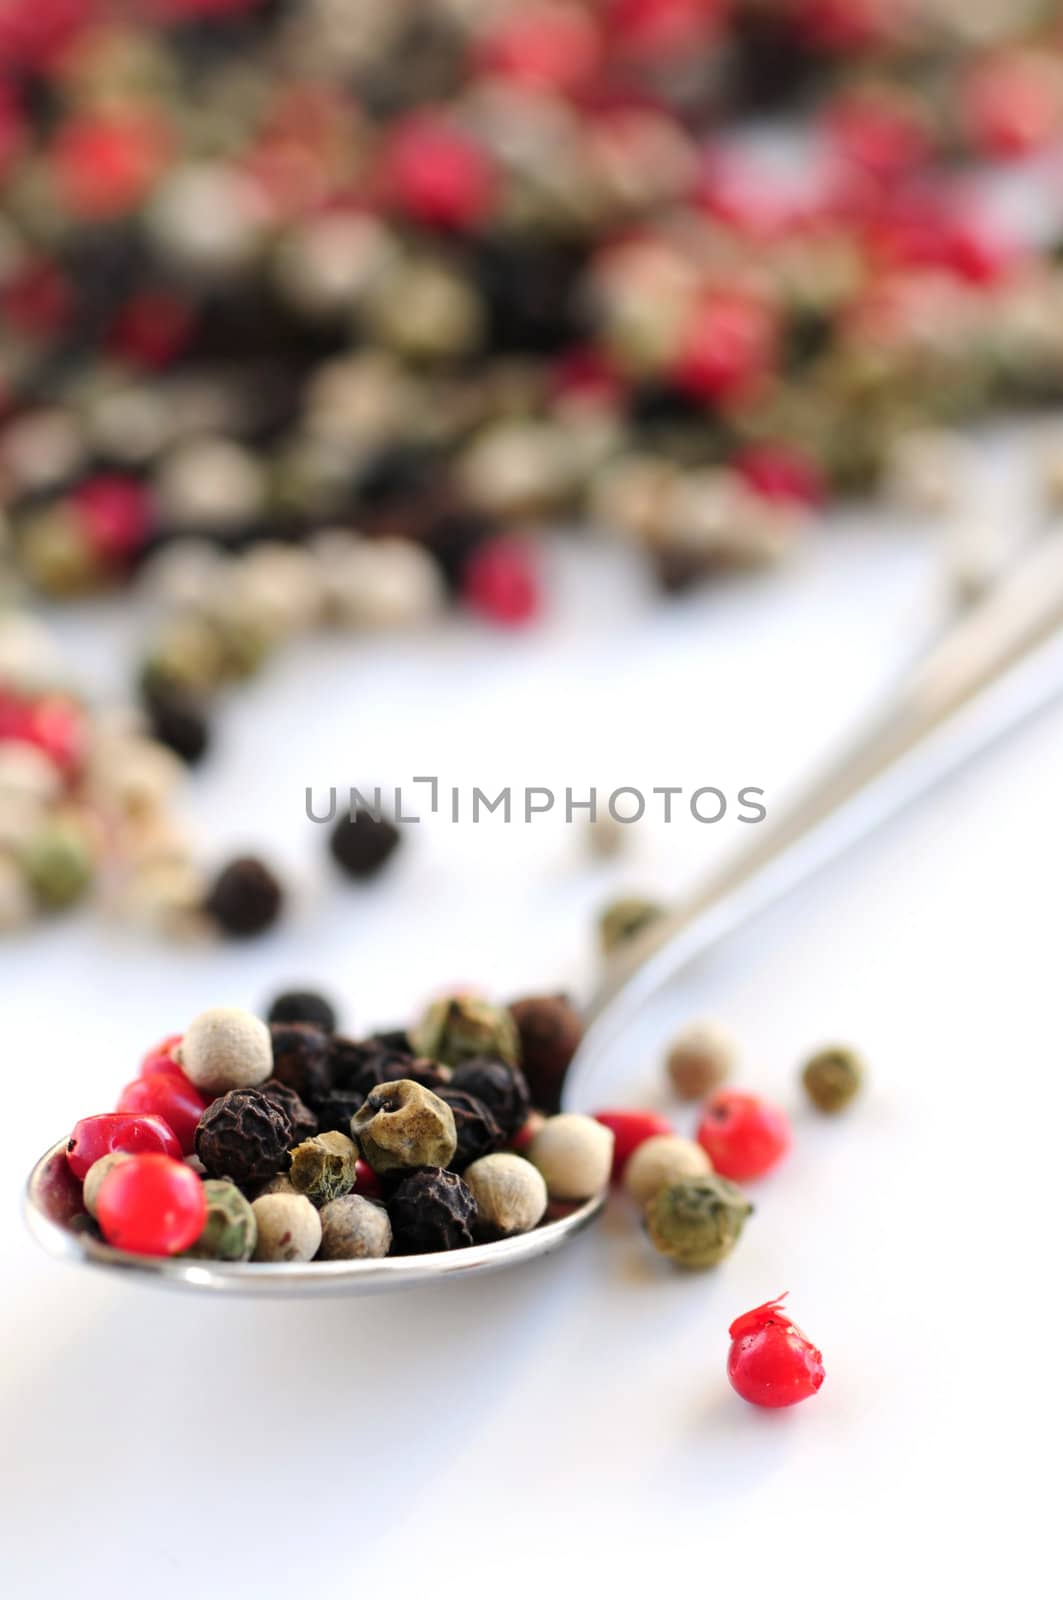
[[182, 1179, 257, 1261], [410, 993, 519, 1069], [598, 895, 664, 956], [288, 1130, 359, 1205], [22, 819, 95, 909], [350, 1079, 457, 1173], [645, 1174, 752, 1269], [801, 1045, 864, 1114]]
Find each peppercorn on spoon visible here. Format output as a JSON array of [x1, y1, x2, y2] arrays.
[[25, 529, 1063, 1293]]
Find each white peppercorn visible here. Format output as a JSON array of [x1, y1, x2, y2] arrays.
[[177, 1006, 273, 1095], [623, 1134, 712, 1207], [665, 1019, 736, 1101], [317, 1194, 392, 1260], [251, 1193, 322, 1263], [464, 1153, 548, 1237], [528, 1114, 613, 1201]]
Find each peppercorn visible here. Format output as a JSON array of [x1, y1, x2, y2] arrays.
[[508, 994, 583, 1113], [665, 1019, 736, 1101], [412, 992, 520, 1069], [329, 809, 400, 880], [178, 1006, 272, 1095], [268, 1022, 333, 1105], [204, 855, 284, 938], [194, 1087, 294, 1185], [464, 1152, 548, 1238], [801, 1045, 864, 1113], [727, 1295, 825, 1408], [388, 1167, 476, 1255], [251, 1193, 322, 1263], [317, 1195, 393, 1261], [289, 1130, 359, 1205], [313, 1089, 369, 1137], [329, 1035, 446, 1102], [22, 819, 95, 909], [598, 895, 665, 956], [623, 1134, 713, 1207], [351, 1079, 457, 1173], [449, 1057, 531, 1141], [182, 1179, 257, 1261], [141, 684, 210, 766], [528, 1114, 614, 1201], [267, 988, 337, 1033], [81, 1151, 132, 1219], [436, 1087, 504, 1172], [645, 1173, 752, 1268], [260, 1079, 319, 1143]]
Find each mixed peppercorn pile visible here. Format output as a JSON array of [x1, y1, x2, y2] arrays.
[[58, 979, 861, 1406]]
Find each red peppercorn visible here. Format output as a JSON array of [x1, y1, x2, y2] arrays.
[[477, 5, 602, 95], [462, 537, 542, 626], [116, 1072, 208, 1156], [51, 112, 169, 221], [380, 113, 496, 231], [696, 1089, 791, 1181], [17, 695, 86, 776], [823, 90, 929, 182], [67, 1112, 182, 1181], [672, 292, 776, 407], [72, 476, 151, 565], [594, 1109, 674, 1181], [962, 51, 1062, 161], [734, 444, 826, 509], [139, 1034, 184, 1078], [727, 1294, 825, 1408], [353, 1159, 383, 1200], [95, 1153, 207, 1256], [107, 292, 196, 369]]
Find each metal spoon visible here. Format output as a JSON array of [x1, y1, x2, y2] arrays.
[[25, 531, 1063, 1294]]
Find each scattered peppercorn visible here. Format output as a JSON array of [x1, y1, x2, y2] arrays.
[[329, 809, 400, 881], [645, 1174, 752, 1269], [665, 1019, 736, 1101], [267, 988, 337, 1034], [727, 1295, 825, 1408], [508, 994, 583, 1114], [411, 992, 520, 1069], [182, 1179, 256, 1262], [801, 1045, 865, 1113], [204, 855, 284, 938], [194, 1086, 294, 1186], [289, 1131, 359, 1206], [268, 1022, 333, 1105], [351, 1079, 458, 1174], [598, 895, 665, 956], [437, 1087, 504, 1172], [696, 1090, 792, 1182], [388, 1167, 476, 1255], [317, 1195, 392, 1261]]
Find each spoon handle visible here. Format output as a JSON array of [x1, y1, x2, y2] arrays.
[[584, 530, 1063, 1041]]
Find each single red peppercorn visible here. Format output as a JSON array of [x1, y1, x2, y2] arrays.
[[353, 1159, 383, 1200], [696, 1089, 791, 1181], [138, 1034, 184, 1078], [66, 1112, 182, 1181], [95, 1153, 207, 1256], [72, 476, 151, 565], [462, 537, 542, 626], [51, 112, 169, 221], [672, 291, 777, 408], [727, 1294, 825, 1408], [380, 113, 496, 231], [594, 1109, 674, 1181], [116, 1072, 208, 1156], [19, 695, 86, 776], [733, 444, 826, 509]]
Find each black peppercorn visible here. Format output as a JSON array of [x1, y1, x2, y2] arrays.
[[387, 1167, 476, 1255], [366, 1026, 412, 1054], [204, 855, 283, 938], [449, 1058, 531, 1142], [329, 1036, 448, 1102], [141, 684, 210, 765], [268, 1022, 333, 1105], [437, 1087, 504, 1172], [329, 810, 400, 880], [260, 1078, 319, 1143], [508, 994, 584, 1114], [195, 1087, 294, 1185], [267, 988, 337, 1034], [313, 1088, 367, 1137]]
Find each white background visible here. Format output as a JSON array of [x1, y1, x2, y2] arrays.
[[2, 419, 1061, 1596]]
